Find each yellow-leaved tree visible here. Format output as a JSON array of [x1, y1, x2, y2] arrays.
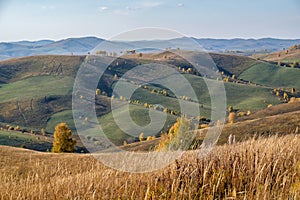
[[52, 123, 76, 153], [228, 112, 236, 124], [156, 117, 192, 151]]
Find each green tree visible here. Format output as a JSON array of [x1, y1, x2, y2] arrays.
[[52, 123, 76, 153]]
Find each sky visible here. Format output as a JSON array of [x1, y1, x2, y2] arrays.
[[0, 0, 299, 42]]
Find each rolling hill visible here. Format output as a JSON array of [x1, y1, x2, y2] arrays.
[[239, 62, 300, 88], [0, 51, 298, 150], [252, 48, 300, 63], [122, 101, 300, 151], [1, 37, 300, 61]]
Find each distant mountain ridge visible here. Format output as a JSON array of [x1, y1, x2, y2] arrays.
[[1, 36, 300, 60]]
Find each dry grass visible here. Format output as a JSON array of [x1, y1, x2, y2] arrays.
[[1, 134, 300, 199]]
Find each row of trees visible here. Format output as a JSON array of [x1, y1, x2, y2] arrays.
[[277, 61, 299, 68], [273, 88, 297, 102]]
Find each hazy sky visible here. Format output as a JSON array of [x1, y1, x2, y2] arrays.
[[0, 0, 299, 41]]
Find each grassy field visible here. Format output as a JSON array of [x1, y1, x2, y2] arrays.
[[0, 55, 83, 83], [239, 62, 300, 88], [0, 134, 299, 199], [120, 101, 300, 151], [0, 130, 52, 151], [196, 110, 300, 145], [119, 73, 279, 113], [0, 76, 74, 103], [1, 52, 300, 199], [46, 110, 75, 133], [97, 104, 177, 145], [143, 51, 259, 76], [46, 104, 177, 146], [210, 53, 258, 75], [0, 53, 292, 149], [185, 74, 280, 111], [39, 73, 280, 147]]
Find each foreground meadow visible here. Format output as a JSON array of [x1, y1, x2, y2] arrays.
[[1, 134, 300, 200]]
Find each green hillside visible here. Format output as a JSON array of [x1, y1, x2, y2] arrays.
[[239, 62, 300, 88], [76, 104, 177, 146], [146, 51, 259, 76], [185, 74, 279, 111], [210, 53, 258, 75], [97, 104, 177, 145], [0, 76, 74, 103], [0, 53, 291, 149], [46, 110, 75, 133], [0, 55, 83, 83], [0, 130, 52, 151]]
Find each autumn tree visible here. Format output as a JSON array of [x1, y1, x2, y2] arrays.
[[162, 89, 167, 96], [291, 88, 296, 94], [52, 123, 76, 153], [228, 112, 236, 124], [95, 88, 101, 95], [156, 117, 192, 151], [139, 132, 145, 142], [113, 74, 118, 81], [283, 92, 289, 101], [41, 128, 46, 136]]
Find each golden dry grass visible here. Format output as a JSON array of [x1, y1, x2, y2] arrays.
[[1, 134, 300, 199]]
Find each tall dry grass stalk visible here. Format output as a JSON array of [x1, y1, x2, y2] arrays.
[[0, 134, 300, 199]]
